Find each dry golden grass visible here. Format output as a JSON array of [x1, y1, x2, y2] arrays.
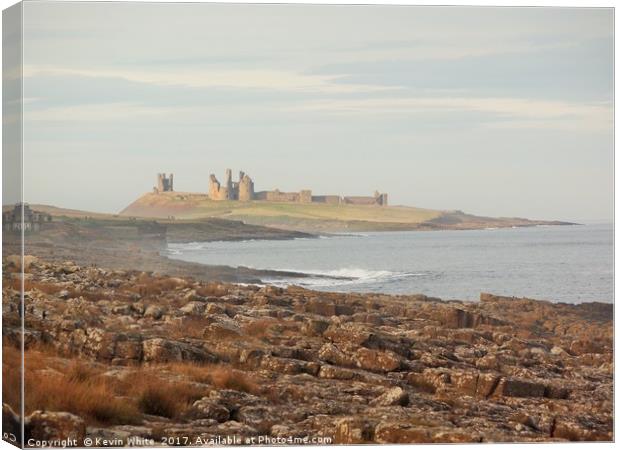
[[7, 278, 63, 295], [127, 273, 184, 297], [164, 362, 213, 384], [6, 277, 108, 302], [163, 362, 260, 395], [3, 342, 261, 425], [3, 344, 140, 425], [28, 373, 142, 425], [242, 318, 278, 338], [208, 365, 260, 394], [131, 375, 208, 419], [2, 343, 22, 411]]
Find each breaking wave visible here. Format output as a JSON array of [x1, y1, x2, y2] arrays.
[[263, 267, 422, 289]]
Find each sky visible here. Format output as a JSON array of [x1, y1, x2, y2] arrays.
[[4, 2, 614, 221]]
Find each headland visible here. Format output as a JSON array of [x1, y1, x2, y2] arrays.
[[121, 171, 575, 233]]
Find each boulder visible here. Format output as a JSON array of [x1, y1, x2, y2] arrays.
[[552, 417, 613, 441], [544, 384, 570, 400], [142, 338, 211, 363], [180, 301, 206, 315], [301, 318, 330, 336], [203, 302, 225, 315], [374, 423, 432, 443], [235, 405, 275, 431], [354, 348, 402, 373], [143, 305, 165, 320], [370, 387, 409, 407], [493, 378, 546, 398], [204, 322, 242, 339], [2, 403, 20, 445], [26, 411, 86, 443], [318, 365, 358, 380], [318, 343, 354, 367], [407, 369, 450, 393], [334, 417, 374, 444], [260, 356, 319, 376], [187, 398, 229, 422]]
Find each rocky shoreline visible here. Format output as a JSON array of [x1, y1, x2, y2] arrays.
[[3, 217, 317, 284], [2, 256, 613, 445]]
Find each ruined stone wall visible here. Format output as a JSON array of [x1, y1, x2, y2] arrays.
[[342, 192, 388, 206], [256, 190, 300, 202], [312, 195, 342, 205], [209, 174, 230, 200], [343, 196, 377, 206]]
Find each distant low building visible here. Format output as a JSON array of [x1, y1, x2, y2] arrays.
[[2, 203, 52, 232]]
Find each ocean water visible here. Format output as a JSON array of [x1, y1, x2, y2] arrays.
[[165, 224, 613, 303]]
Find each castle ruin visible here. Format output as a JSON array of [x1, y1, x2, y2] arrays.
[[206, 169, 387, 206], [154, 173, 174, 193], [208, 170, 255, 201]]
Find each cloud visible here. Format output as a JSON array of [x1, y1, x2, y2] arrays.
[[24, 102, 187, 122], [290, 96, 612, 131], [312, 37, 613, 102], [23, 65, 395, 95]]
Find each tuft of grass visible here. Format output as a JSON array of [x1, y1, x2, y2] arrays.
[[25, 367, 141, 425], [137, 385, 180, 418], [4, 344, 141, 426], [242, 319, 278, 339], [128, 273, 184, 297], [164, 363, 213, 384], [162, 362, 260, 395], [65, 361, 100, 384], [3, 342, 261, 427], [2, 343, 22, 411], [135, 377, 208, 419], [208, 365, 260, 394]]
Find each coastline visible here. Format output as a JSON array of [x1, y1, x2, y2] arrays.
[[2, 207, 582, 286], [1, 214, 327, 284], [2, 256, 612, 444]]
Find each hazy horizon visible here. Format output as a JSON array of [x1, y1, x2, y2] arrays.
[[3, 3, 613, 222]]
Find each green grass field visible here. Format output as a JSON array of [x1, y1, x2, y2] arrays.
[[120, 192, 444, 225]]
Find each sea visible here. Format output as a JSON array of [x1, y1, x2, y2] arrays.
[[165, 223, 613, 304]]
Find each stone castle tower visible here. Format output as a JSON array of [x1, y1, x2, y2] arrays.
[[238, 171, 255, 201], [209, 169, 255, 201], [155, 173, 174, 192]]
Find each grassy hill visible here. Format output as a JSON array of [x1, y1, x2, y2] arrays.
[[119, 192, 572, 232]]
